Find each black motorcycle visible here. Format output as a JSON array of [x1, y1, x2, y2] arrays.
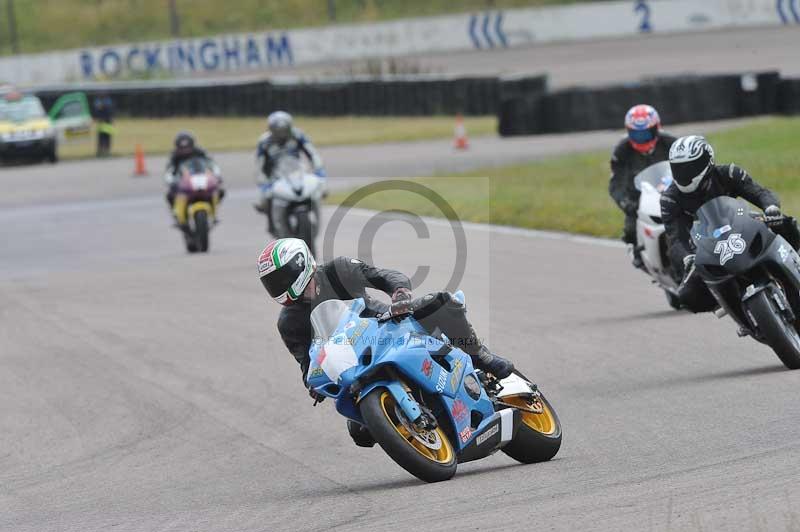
[[692, 197, 800, 369]]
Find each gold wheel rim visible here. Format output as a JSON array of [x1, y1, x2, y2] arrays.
[[503, 395, 557, 435], [379, 391, 454, 464]]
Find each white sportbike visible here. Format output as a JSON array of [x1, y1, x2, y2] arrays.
[[267, 157, 326, 255], [633, 161, 682, 309]]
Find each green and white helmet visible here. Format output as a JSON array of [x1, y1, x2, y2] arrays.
[[258, 238, 317, 305]]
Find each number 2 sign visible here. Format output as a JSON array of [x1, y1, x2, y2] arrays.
[[635, 0, 652, 33]]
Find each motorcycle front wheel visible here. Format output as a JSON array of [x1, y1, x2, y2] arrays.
[[194, 210, 210, 252], [745, 289, 800, 369], [360, 388, 456, 483], [293, 209, 317, 256]]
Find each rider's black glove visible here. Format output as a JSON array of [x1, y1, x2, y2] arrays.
[[387, 300, 413, 320], [303, 363, 325, 404], [391, 287, 412, 302], [308, 386, 325, 405], [379, 288, 413, 321]]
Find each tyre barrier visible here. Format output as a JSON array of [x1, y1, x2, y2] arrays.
[[498, 71, 788, 136], [35, 74, 547, 118], [34, 71, 796, 130], [778, 78, 800, 115]]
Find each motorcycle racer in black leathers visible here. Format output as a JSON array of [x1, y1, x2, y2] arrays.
[[661, 135, 800, 311], [254, 111, 326, 235], [163, 131, 223, 209], [257, 238, 515, 447], [609, 104, 677, 268]]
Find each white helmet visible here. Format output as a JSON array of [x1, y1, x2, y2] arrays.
[[669, 135, 715, 193], [267, 111, 293, 142], [258, 238, 316, 305]]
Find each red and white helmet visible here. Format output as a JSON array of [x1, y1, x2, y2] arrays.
[[258, 238, 317, 305], [624, 104, 661, 154]]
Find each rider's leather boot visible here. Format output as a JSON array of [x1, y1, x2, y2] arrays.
[[628, 243, 644, 270], [632, 252, 644, 270], [347, 420, 375, 448], [473, 345, 515, 380]]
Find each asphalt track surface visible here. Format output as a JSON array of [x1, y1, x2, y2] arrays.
[[280, 26, 800, 88], [4, 124, 800, 531]]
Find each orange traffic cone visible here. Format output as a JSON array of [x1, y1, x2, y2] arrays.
[[454, 114, 469, 150], [133, 143, 148, 176]]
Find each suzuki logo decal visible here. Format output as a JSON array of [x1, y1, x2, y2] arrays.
[[714, 233, 746, 265]]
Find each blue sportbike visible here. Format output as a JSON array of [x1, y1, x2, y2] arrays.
[[306, 292, 562, 482]]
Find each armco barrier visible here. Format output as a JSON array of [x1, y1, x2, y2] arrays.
[[35, 74, 547, 117], [499, 72, 787, 136]]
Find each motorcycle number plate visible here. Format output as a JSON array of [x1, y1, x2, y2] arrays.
[[190, 175, 209, 190]]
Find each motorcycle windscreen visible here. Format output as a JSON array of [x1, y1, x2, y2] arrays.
[[273, 157, 303, 180], [694, 197, 749, 239], [633, 161, 673, 192], [179, 156, 210, 176], [310, 299, 356, 343]]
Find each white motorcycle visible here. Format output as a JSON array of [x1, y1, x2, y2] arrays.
[[633, 161, 682, 309], [267, 157, 326, 255]]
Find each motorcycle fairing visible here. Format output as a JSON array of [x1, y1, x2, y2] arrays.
[[694, 197, 777, 278], [634, 162, 679, 291], [306, 297, 521, 455], [693, 197, 800, 334]]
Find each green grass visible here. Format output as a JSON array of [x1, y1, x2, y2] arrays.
[[1, 0, 596, 56], [329, 117, 800, 238], [58, 114, 496, 159]]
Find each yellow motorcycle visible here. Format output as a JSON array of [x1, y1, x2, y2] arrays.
[[172, 157, 222, 253]]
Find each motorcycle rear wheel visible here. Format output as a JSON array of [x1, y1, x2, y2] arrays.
[[500, 391, 562, 464], [746, 289, 800, 369], [360, 388, 456, 483]]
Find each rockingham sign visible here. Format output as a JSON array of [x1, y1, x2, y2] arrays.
[[78, 34, 293, 80], [0, 0, 794, 86]]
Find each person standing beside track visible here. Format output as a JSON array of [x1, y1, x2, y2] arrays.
[[93, 93, 114, 158]]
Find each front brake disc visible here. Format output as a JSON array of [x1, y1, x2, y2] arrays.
[[394, 404, 443, 450]]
